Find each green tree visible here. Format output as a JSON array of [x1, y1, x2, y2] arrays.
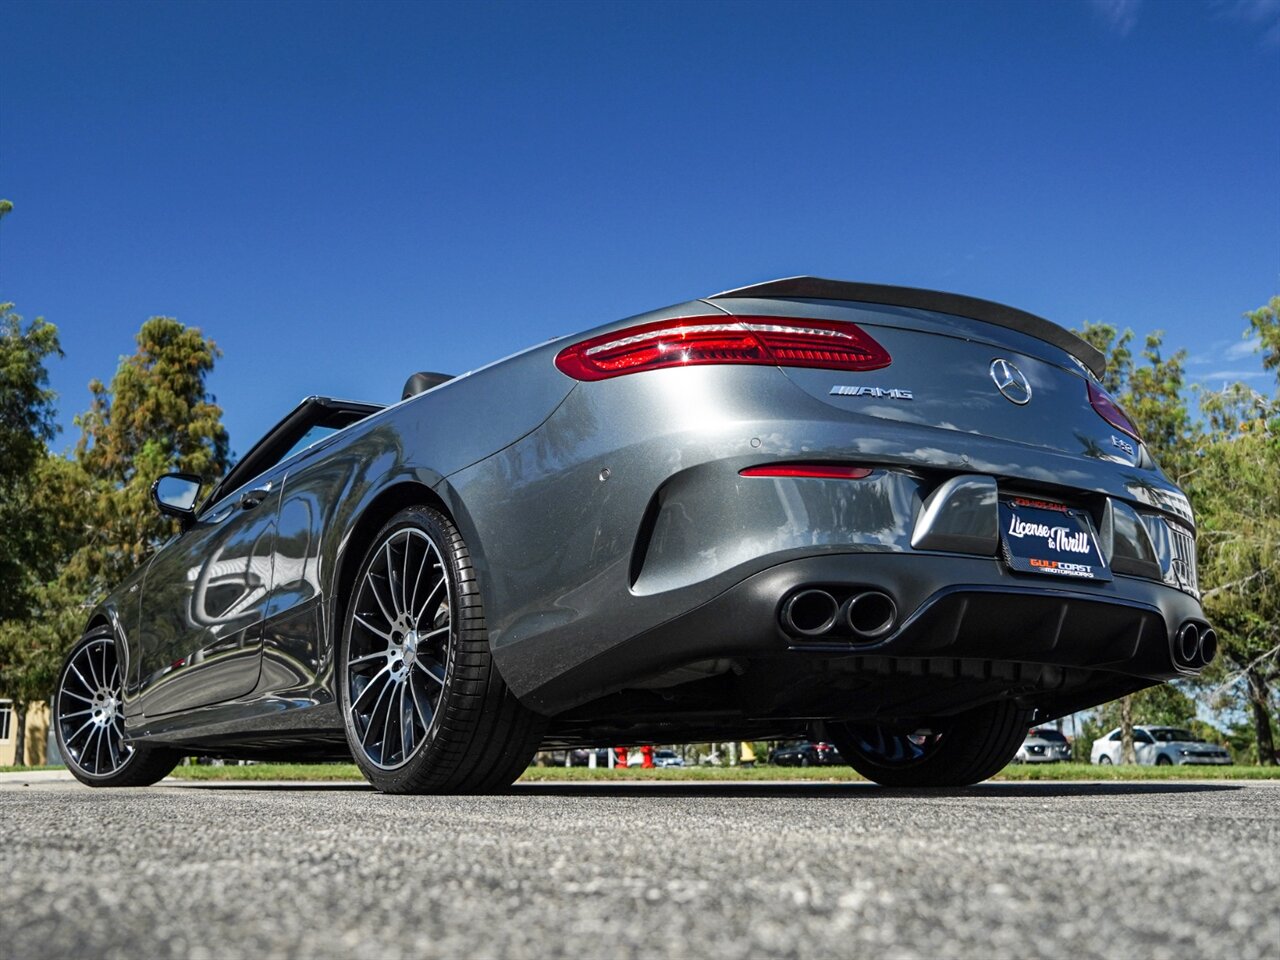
[[1248, 296, 1280, 376], [0, 300, 85, 762], [0, 577, 84, 765], [1096, 683, 1197, 729], [0, 314, 230, 765], [72, 317, 230, 593], [0, 304, 64, 621], [1190, 296, 1280, 765], [1075, 322, 1197, 761]]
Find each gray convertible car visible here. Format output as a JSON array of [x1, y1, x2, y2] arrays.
[[54, 277, 1214, 792]]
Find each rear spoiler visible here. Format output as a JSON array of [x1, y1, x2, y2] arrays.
[[708, 276, 1104, 378]]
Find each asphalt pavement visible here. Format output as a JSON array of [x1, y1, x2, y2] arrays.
[[1, 774, 1277, 959]]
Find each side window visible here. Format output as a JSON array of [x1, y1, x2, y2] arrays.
[[1109, 731, 1122, 742], [200, 402, 379, 517], [1135, 730, 1154, 744], [278, 425, 340, 463]]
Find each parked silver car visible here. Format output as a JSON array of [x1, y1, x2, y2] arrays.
[[1014, 727, 1073, 763], [652, 749, 685, 768], [1090, 726, 1231, 765]]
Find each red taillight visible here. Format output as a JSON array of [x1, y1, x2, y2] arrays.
[[1087, 381, 1141, 440], [740, 464, 874, 479], [554, 315, 891, 382]]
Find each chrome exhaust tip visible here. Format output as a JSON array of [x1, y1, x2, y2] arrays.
[[780, 589, 840, 637], [844, 591, 898, 641]]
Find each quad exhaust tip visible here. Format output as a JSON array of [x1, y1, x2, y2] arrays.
[[1177, 622, 1200, 666], [1175, 621, 1217, 668], [780, 589, 840, 636], [844, 591, 897, 640], [1199, 627, 1218, 665], [779, 588, 898, 642]]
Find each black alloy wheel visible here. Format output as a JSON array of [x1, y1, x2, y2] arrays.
[[54, 629, 179, 787], [338, 505, 545, 794], [827, 699, 1031, 787]]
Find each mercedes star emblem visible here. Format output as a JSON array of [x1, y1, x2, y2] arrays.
[[990, 358, 1032, 405]]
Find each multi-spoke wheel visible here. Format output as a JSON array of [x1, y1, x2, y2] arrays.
[[345, 526, 451, 769], [338, 505, 545, 794], [54, 629, 179, 787], [826, 700, 1031, 787]]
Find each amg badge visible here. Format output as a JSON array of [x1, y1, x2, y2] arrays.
[[829, 386, 914, 400]]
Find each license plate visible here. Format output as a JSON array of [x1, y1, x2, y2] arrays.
[[999, 496, 1111, 581]]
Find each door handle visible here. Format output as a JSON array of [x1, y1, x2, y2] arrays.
[[239, 487, 272, 510]]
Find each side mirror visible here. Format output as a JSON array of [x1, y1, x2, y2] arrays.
[[151, 473, 202, 523]]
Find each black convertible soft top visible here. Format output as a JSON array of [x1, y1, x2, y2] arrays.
[[709, 276, 1105, 378]]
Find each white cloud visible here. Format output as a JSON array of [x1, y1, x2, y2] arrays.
[[1200, 369, 1270, 380], [1223, 336, 1262, 360], [1091, 0, 1142, 36]]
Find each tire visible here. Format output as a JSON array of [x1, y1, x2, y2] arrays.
[[1098, 754, 1113, 765], [1155, 754, 1173, 766], [827, 699, 1031, 788], [338, 505, 546, 794], [54, 629, 180, 788]]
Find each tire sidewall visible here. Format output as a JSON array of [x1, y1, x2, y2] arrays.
[[831, 700, 1030, 787]]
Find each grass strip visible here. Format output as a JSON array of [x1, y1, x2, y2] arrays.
[[165, 761, 1280, 782]]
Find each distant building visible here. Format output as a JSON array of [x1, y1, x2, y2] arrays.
[[0, 699, 51, 766]]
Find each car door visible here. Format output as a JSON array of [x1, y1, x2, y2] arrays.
[[1104, 729, 1122, 762], [1134, 729, 1156, 764], [134, 470, 286, 716]]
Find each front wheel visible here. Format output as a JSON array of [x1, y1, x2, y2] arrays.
[[826, 700, 1031, 788], [1155, 754, 1173, 766], [338, 505, 545, 794], [54, 630, 179, 787]]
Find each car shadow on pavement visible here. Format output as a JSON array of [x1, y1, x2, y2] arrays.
[[163, 779, 374, 791], [508, 781, 1247, 799], [159, 779, 1255, 797]]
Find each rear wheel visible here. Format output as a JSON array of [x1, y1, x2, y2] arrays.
[[827, 700, 1031, 787], [1098, 754, 1113, 765], [54, 630, 179, 787], [338, 505, 545, 793]]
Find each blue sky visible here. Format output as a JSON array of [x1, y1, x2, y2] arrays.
[[2, 0, 1277, 457]]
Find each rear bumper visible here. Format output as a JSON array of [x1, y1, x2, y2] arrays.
[[521, 551, 1206, 715]]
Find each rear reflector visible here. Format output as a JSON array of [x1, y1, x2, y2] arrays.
[[554, 315, 891, 381], [1087, 381, 1141, 441], [740, 464, 874, 479]]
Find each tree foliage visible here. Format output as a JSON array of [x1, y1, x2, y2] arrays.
[[1076, 321, 1197, 760], [71, 317, 230, 592], [1188, 298, 1280, 764], [1079, 300, 1280, 766], [0, 305, 64, 621], [0, 293, 76, 762], [0, 305, 230, 764]]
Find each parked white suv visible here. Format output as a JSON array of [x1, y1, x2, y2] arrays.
[[1090, 726, 1232, 766]]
